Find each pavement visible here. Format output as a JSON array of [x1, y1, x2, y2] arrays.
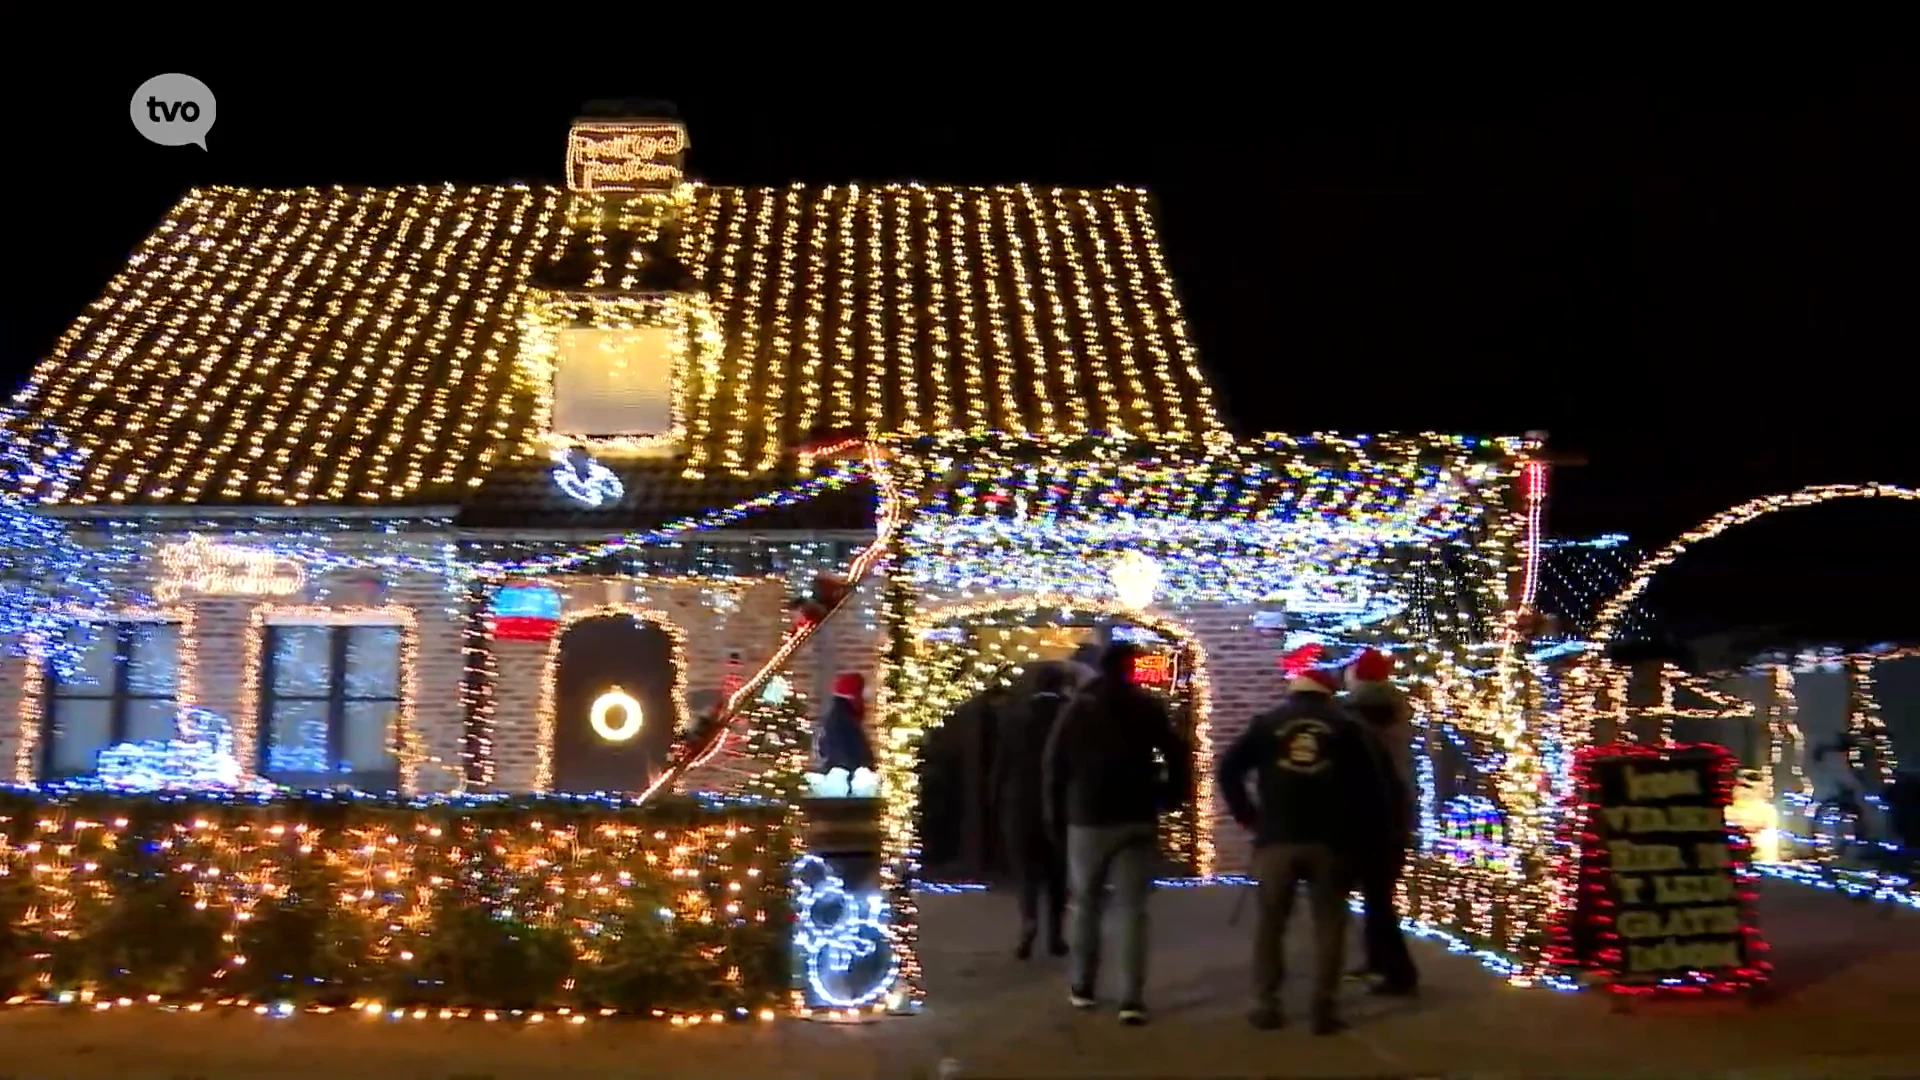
[[2, 880, 1918, 1078]]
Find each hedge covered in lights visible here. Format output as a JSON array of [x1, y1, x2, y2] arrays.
[[0, 790, 794, 1018]]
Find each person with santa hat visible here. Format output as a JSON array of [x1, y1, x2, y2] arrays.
[[1216, 653, 1394, 1035], [1342, 647, 1419, 996], [816, 671, 875, 779]]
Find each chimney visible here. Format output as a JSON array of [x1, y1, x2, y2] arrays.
[[565, 100, 689, 195]]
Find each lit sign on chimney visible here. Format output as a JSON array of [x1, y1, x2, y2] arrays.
[[565, 119, 688, 193]]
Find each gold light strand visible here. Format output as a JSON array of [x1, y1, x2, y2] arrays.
[[15, 609, 198, 784], [920, 186, 953, 431], [864, 187, 888, 435], [1591, 484, 1920, 648], [236, 604, 422, 792], [756, 186, 804, 470], [948, 192, 987, 432], [1127, 191, 1224, 438], [83, 189, 253, 501], [283, 188, 410, 501], [1106, 191, 1180, 439], [417, 186, 518, 491], [1047, 191, 1117, 432], [892, 187, 921, 435], [18, 187, 211, 435], [793, 186, 833, 446], [334, 185, 461, 500], [271, 189, 407, 501], [829, 185, 859, 430], [1080, 190, 1151, 433], [533, 605, 690, 793], [175, 189, 346, 500], [1021, 186, 1089, 432], [127, 190, 293, 500], [983, 189, 1038, 433], [244, 190, 384, 500], [687, 193, 747, 473], [721, 190, 775, 475], [366, 187, 495, 498]]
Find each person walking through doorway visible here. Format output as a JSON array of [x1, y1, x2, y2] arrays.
[[1217, 665, 1394, 1034], [989, 663, 1073, 959], [1043, 643, 1193, 1026], [1342, 648, 1419, 996]]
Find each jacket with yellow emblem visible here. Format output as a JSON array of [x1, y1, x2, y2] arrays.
[[1216, 674, 1395, 853]]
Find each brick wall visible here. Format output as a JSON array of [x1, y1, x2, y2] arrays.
[[486, 577, 806, 792], [1, 532, 467, 792]]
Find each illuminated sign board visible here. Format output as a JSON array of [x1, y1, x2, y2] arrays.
[[565, 119, 688, 193], [490, 585, 563, 642], [156, 535, 306, 601]]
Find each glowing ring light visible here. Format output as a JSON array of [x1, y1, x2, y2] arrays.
[[589, 688, 644, 742]]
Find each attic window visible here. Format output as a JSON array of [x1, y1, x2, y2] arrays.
[[551, 326, 676, 438]]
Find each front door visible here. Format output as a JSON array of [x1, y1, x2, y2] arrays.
[[549, 613, 680, 794]]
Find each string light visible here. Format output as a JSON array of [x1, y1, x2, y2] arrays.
[[790, 854, 897, 1009], [154, 535, 308, 602], [234, 604, 422, 792], [532, 605, 689, 793], [16, 607, 198, 785], [0, 790, 789, 1021]]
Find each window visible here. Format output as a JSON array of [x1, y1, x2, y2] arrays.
[[259, 623, 403, 790], [42, 621, 182, 779], [551, 325, 676, 437]]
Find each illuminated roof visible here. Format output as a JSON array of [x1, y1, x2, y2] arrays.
[[10, 183, 1226, 508]]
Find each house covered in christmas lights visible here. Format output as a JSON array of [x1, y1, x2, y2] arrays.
[[3, 104, 1564, 997]]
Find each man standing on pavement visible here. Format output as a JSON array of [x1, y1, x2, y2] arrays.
[[1342, 647, 1420, 996], [1217, 665, 1394, 1034], [1043, 642, 1193, 1027]]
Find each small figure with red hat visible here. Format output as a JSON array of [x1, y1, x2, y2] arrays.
[[1342, 647, 1419, 997], [1216, 652, 1395, 1035], [816, 671, 875, 778]]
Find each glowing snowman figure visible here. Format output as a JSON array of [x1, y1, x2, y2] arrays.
[[1108, 551, 1162, 610]]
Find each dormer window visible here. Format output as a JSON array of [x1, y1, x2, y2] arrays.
[[551, 324, 677, 438]]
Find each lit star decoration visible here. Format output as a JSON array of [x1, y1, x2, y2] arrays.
[[549, 448, 625, 508], [790, 854, 897, 1010]]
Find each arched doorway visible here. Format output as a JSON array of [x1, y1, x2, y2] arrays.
[[537, 606, 688, 795], [894, 596, 1213, 881]]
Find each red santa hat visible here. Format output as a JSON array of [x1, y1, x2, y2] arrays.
[[1290, 668, 1341, 694], [831, 671, 865, 699], [1347, 648, 1394, 686]]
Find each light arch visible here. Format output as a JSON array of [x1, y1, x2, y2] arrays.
[[884, 594, 1217, 876], [1591, 483, 1920, 646]]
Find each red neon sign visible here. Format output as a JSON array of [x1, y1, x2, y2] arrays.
[[1130, 652, 1173, 687]]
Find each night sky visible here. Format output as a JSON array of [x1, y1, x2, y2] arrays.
[[3, 58, 1915, 647]]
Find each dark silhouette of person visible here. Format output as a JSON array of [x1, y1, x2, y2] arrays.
[[989, 663, 1073, 959], [1044, 643, 1193, 1027], [1218, 666, 1394, 1035]]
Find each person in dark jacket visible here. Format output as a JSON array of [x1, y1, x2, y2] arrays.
[[817, 671, 874, 779], [989, 663, 1074, 959], [1043, 643, 1192, 1027], [1217, 667, 1393, 1035], [1342, 648, 1419, 995]]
